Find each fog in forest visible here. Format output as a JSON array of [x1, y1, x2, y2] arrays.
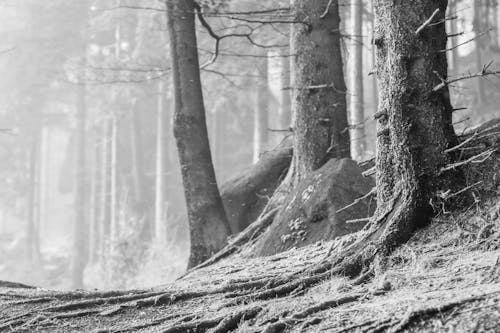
[[0, 0, 499, 291]]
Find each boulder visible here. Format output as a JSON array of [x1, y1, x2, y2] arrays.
[[254, 158, 375, 256]]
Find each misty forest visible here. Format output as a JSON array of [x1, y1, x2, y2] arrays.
[[0, 0, 500, 332]]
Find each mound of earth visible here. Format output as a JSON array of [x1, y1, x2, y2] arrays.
[[221, 144, 292, 234], [253, 158, 375, 256], [0, 195, 499, 332]]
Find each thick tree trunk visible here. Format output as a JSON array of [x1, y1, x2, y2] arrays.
[[166, 0, 231, 268], [290, 0, 349, 183], [364, 0, 458, 264], [71, 83, 87, 289], [350, 0, 366, 161]]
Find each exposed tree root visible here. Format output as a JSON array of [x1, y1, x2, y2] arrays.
[[161, 306, 262, 333], [388, 294, 496, 333], [183, 207, 280, 275]]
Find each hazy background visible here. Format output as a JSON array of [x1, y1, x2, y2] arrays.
[[0, 0, 498, 290]]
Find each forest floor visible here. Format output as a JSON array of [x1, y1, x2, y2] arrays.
[[1, 195, 499, 332], [1, 122, 500, 332]]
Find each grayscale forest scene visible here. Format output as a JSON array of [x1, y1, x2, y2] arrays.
[[0, 0, 499, 332]]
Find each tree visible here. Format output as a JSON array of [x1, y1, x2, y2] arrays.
[[253, 57, 269, 164], [71, 80, 88, 289], [350, 0, 366, 161], [166, 0, 232, 268], [289, 0, 349, 185], [330, 0, 459, 275]]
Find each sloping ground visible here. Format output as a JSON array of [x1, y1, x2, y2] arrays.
[[1, 196, 499, 332]]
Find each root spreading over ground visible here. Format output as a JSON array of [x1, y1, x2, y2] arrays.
[[1, 124, 499, 332]]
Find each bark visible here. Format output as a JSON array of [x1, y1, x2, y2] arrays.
[[366, 0, 458, 262], [166, 0, 231, 268], [290, 0, 349, 184], [350, 0, 366, 161], [253, 58, 269, 164], [71, 83, 87, 289]]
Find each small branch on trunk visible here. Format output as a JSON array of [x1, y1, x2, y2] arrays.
[[433, 61, 500, 91], [415, 8, 440, 35], [440, 28, 493, 53]]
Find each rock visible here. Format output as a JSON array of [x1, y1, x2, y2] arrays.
[[221, 144, 292, 234], [254, 158, 375, 256]]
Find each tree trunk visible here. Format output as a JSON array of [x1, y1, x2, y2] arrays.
[[166, 0, 231, 268], [290, 0, 349, 184], [279, 51, 292, 132], [26, 125, 41, 266], [350, 0, 366, 161], [71, 83, 87, 289], [130, 101, 150, 243], [155, 79, 167, 244], [473, 1, 486, 104], [352, 0, 458, 269], [99, 120, 111, 262], [448, 0, 459, 77], [370, 2, 379, 116], [109, 116, 118, 247], [88, 130, 101, 264], [253, 58, 269, 164]]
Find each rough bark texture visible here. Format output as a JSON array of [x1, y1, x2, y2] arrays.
[[350, 0, 366, 161], [367, 0, 457, 258], [167, 0, 231, 268], [291, 0, 349, 183]]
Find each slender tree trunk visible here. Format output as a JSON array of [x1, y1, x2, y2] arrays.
[[253, 58, 269, 163], [130, 101, 150, 242], [155, 79, 167, 244], [473, 1, 486, 104], [166, 0, 231, 268], [26, 125, 41, 266], [89, 130, 101, 264], [71, 82, 87, 289], [280, 51, 292, 132], [109, 116, 118, 246], [290, 0, 349, 184], [350, 0, 366, 161], [448, 0, 459, 77], [99, 120, 111, 261]]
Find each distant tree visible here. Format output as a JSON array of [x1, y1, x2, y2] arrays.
[[350, 0, 366, 161], [253, 57, 269, 164], [166, 0, 232, 268], [289, 0, 349, 186]]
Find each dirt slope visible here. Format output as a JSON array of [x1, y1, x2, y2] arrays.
[[1, 196, 499, 332]]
